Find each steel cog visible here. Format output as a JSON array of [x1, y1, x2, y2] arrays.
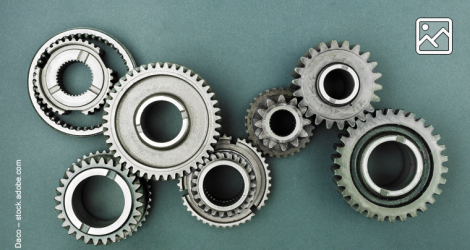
[[246, 88, 314, 157], [103, 62, 221, 181], [291, 40, 382, 130], [331, 109, 448, 222], [55, 151, 150, 245]]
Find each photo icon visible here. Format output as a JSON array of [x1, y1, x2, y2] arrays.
[[416, 18, 452, 55]]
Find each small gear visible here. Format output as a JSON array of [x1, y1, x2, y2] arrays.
[[28, 28, 137, 137], [331, 109, 448, 222], [103, 62, 221, 181], [246, 88, 314, 157], [179, 135, 270, 228], [55, 151, 151, 245], [291, 40, 382, 129], [34, 37, 113, 115]]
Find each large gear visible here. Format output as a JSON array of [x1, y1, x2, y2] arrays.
[[331, 109, 448, 222], [178, 135, 270, 228], [28, 28, 136, 137], [34, 37, 113, 115], [54, 151, 151, 245], [246, 88, 314, 157], [103, 62, 221, 181], [291, 40, 383, 129]]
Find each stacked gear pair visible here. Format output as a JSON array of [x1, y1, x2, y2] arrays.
[[246, 40, 447, 222]]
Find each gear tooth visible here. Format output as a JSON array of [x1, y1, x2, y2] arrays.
[[438, 145, 446, 152], [347, 119, 356, 127], [266, 99, 275, 107], [300, 56, 310, 65], [365, 104, 375, 113], [299, 129, 309, 138], [291, 79, 301, 86], [280, 143, 288, 151], [441, 155, 448, 163], [258, 131, 267, 140], [360, 51, 370, 61], [369, 61, 378, 69], [373, 72, 382, 80], [439, 176, 447, 184], [373, 83, 383, 91], [329, 40, 339, 49], [336, 121, 345, 130], [302, 118, 311, 126], [325, 120, 334, 129], [342, 40, 350, 49], [268, 140, 276, 149], [370, 93, 380, 102], [290, 138, 299, 147], [314, 115, 323, 125], [257, 109, 266, 117], [293, 89, 303, 97], [298, 98, 308, 107], [308, 47, 319, 57], [434, 188, 442, 195], [351, 44, 360, 55], [318, 42, 328, 52], [254, 120, 263, 128], [305, 108, 315, 118], [419, 204, 427, 212], [433, 134, 441, 141], [277, 95, 286, 103], [289, 98, 298, 106]]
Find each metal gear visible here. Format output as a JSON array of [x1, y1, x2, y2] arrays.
[[34, 37, 113, 115], [28, 28, 137, 137], [245, 88, 314, 157], [290, 40, 383, 129], [331, 109, 448, 222], [178, 135, 270, 228], [55, 151, 151, 245], [103, 62, 221, 181]]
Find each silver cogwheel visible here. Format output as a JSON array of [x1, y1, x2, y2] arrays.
[[55, 151, 151, 245], [28, 28, 137, 137], [178, 135, 270, 228], [245, 88, 314, 157], [34, 37, 113, 115], [103, 62, 221, 181], [331, 109, 448, 222], [291, 40, 383, 129]]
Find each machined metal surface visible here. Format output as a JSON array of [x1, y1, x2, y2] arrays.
[[331, 109, 448, 222], [103, 62, 221, 181], [28, 28, 136, 137], [179, 135, 271, 228], [246, 88, 314, 157], [55, 151, 151, 245], [291, 40, 382, 129]]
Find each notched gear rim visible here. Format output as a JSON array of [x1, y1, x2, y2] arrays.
[[28, 28, 136, 136], [54, 151, 151, 245], [178, 135, 271, 228], [331, 109, 448, 222], [103, 62, 221, 181], [33, 37, 114, 115], [290, 40, 383, 130], [245, 88, 314, 157]]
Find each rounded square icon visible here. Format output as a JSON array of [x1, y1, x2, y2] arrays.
[[416, 18, 452, 55]]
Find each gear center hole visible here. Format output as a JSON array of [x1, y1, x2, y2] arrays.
[[203, 165, 245, 206], [367, 141, 417, 191], [323, 68, 355, 101], [269, 110, 296, 137], [58, 61, 93, 96], [140, 100, 183, 143], [72, 176, 124, 227]]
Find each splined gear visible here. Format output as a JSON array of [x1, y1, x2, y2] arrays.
[[331, 109, 448, 222], [103, 62, 221, 181], [55, 151, 151, 245], [291, 40, 383, 130], [178, 135, 270, 228], [34, 37, 113, 115], [28, 28, 137, 137], [246, 88, 314, 157]]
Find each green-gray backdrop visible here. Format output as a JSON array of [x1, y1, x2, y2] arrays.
[[0, 0, 467, 249]]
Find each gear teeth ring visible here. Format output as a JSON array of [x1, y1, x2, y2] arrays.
[[291, 40, 382, 130], [246, 88, 314, 157], [103, 62, 221, 181], [54, 151, 151, 245], [179, 135, 270, 228], [331, 109, 447, 222], [28, 28, 136, 137]]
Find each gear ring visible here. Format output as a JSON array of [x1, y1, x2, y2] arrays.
[[291, 40, 383, 129], [34, 37, 113, 115], [103, 62, 221, 181], [54, 151, 151, 245], [28, 28, 137, 137], [331, 109, 448, 222], [246, 88, 314, 157], [179, 135, 270, 228]]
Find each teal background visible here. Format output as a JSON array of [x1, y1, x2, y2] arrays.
[[0, 0, 467, 249]]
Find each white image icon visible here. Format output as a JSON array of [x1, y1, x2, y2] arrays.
[[416, 18, 452, 55]]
